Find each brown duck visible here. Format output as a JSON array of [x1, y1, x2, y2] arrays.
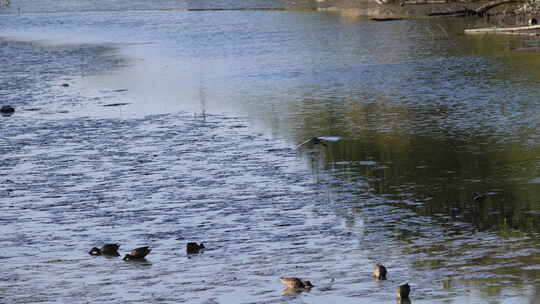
[[123, 246, 151, 260], [373, 264, 387, 280], [279, 277, 314, 289], [89, 244, 120, 256]]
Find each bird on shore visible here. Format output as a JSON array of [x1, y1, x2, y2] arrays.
[[279, 277, 314, 289], [373, 264, 387, 280], [397, 283, 411, 299], [296, 136, 341, 149], [89, 244, 120, 256], [186, 242, 205, 254], [529, 17, 538, 26], [123, 246, 151, 260]]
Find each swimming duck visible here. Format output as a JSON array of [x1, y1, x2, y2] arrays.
[[89, 244, 120, 256], [186, 242, 205, 254], [373, 264, 387, 280], [0, 105, 15, 114], [123, 246, 151, 260], [279, 277, 314, 289], [397, 283, 411, 299]]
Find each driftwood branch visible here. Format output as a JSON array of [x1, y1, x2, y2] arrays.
[[465, 24, 540, 32], [428, 0, 522, 16]]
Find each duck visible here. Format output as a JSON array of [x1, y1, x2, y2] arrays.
[[0, 105, 15, 114], [397, 283, 411, 299], [373, 264, 387, 280], [529, 17, 538, 25], [123, 246, 151, 260], [89, 244, 120, 256], [186, 242, 205, 254], [279, 277, 314, 289]]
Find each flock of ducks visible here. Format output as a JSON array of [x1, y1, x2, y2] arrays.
[[90, 243, 410, 301], [89, 242, 204, 260], [88, 137, 418, 301], [280, 264, 410, 301]]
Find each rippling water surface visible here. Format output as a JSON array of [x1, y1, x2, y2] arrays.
[[1, 1, 540, 303]]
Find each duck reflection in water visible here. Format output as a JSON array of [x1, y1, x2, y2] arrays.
[[282, 287, 313, 295], [398, 298, 412, 304], [397, 283, 411, 302]]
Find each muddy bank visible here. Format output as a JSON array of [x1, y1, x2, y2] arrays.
[[0, 0, 527, 19], [315, 0, 532, 19], [318, 0, 464, 18]]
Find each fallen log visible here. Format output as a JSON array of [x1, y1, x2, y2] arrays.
[[465, 25, 540, 33], [428, 9, 477, 16], [371, 17, 405, 21]]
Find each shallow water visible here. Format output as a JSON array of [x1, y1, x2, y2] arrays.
[[1, 2, 540, 304]]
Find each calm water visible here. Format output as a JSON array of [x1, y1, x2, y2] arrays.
[[1, 1, 540, 303]]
